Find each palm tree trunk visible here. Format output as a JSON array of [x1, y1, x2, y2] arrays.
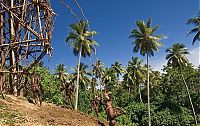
[[128, 86, 130, 100], [75, 48, 82, 110], [9, 0, 16, 95], [147, 54, 151, 126], [181, 72, 198, 125], [192, 82, 196, 93], [139, 84, 142, 103], [99, 76, 103, 98]]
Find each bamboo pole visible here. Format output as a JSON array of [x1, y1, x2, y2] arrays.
[[9, 0, 17, 95], [0, 0, 55, 95], [0, 0, 5, 96]]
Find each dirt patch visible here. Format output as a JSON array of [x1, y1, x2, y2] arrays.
[[0, 95, 108, 126]]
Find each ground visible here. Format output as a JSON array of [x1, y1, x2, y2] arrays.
[[0, 95, 109, 126]]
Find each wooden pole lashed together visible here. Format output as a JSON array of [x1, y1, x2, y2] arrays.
[[0, 0, 56, 96]]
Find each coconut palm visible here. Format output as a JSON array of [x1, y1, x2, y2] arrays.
[[150, 71, 161, 87], [90, 77, 97, 95], [122, 57, 146, 101], [166, 43, 198, 125], [72, 63, 91, 91], [55, 64, 67, 83], [111, 61, 124, 78], [166, 43, 189, 68], [92, 60, 104, 93], [92, 60, 104, 79], [149, 71, 161, 95], [186, 16, 200, 45], [102, 68, 117, 91], [129, 19, 164, 126], [128, 57, 146, 102], [122, 68, 134, 94], [66, 20, 98, 110]]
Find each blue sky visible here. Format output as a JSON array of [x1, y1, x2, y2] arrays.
[[45, 0, 199, 72]]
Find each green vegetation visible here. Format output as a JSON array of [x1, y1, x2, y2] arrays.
[[1, 14, 199, 125], [129, 19, 165, 125], [21, 18, 199, 125], [66, 20, 98, 110], [187, 16, 200, 45], [25, 55, 199, 125]]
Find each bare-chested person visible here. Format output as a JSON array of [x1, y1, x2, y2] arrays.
[[62, 81, 74, 108], [88, 94, 101, 117], [102, 92, 126, 126], [30, 72, 42, 106]]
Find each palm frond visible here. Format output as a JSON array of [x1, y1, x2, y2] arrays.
[[136, 20, 146, 34], [146, 18, 152, 28], [186, 17, 200, 25], [192, 31, 200, 45], [187, 27, 200, 36], [151, 25, 159, 33], [69, 40, 78, 48], [129, 29, 142, 38]]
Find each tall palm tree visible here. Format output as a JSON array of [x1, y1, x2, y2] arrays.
[[186, 16, 200, 45], [166, 43, 198, 125], [55, 64, 67, 83], [129, 19, 164, 126], [66, 20, 98, 110]]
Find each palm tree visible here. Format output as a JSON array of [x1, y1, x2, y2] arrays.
[[72, 63, 91, 90], [102, 67, 117, 91], [55, 64, 67, 83], [111, 61, 124, 78], [66, 20, 98, 110], [186, 16, 200, 45], [149, 71, 161, 95], [122, 68, 134, 95], [128, 57, 146, 102], [129, 19, 164, 126], [90, 77, 97, 95], [92, 60, 104, 93], [166, 43, 198, 125], [150, 71, 161, 87]]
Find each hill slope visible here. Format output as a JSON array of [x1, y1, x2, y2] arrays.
[[0, 95, 108, 126]]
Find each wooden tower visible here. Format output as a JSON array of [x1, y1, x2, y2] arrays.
[[0, 0, 56, 95]]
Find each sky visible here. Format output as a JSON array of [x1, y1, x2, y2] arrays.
[[44, 0, 200, 72]]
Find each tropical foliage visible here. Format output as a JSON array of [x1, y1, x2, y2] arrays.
[[129, 19, 165, 126], [23, 57, 200, 126], [1, 12, 200, 125], [187, 16, 200, 45], [66, 20, 98, 110]]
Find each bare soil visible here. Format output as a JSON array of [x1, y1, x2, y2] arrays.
[[0, 95, 109, 126]]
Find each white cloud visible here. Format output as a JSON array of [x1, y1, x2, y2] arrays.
[[140, 46, 200, 72], [151, 57, 167, 72], [150, 46, 200, 71], [187, 46, 200, 68]]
